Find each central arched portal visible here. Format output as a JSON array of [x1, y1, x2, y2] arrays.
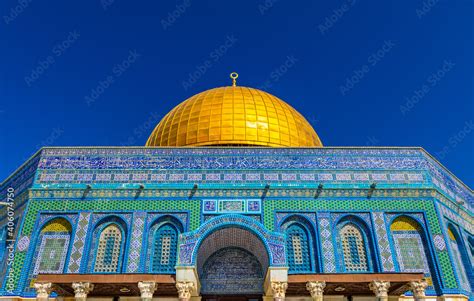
[[196, 227, 269, 297], [201, 247, 264, 295]]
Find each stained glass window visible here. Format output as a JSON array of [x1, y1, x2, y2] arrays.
[[152, 224, 178, 273], [94, 224, 123, 273], [286, 224, 311, 273], [340, 223, 368, 272]]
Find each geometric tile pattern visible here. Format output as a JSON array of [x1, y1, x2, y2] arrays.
[[31, 147, 474, 206], [179, 214, 286, 266], [392, 232, 429, 273], [33, 234, 70, 274], [203, 199, 261, 214], [200, 247, 264, 295], [447, 231, 471, 292], [146, 213, 188, 232], [126, 212, 145, 273], [317, 213, 336, 272], [67, 213, 91, 273], [440, 205, 474, 234], [17, 236, 30, 252], [372, 212, 395, 271], [433, 234, 446, 251], [331, 212, 371, 227], [275, 212, 317, 229], [2, 146, 474, 297], [23, 218, 73, 292]]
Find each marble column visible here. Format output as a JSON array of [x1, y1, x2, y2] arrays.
[[34, 282, 52, 301], [409, 279, 428, 301], [72, 282, 94, 301], [306, 281, 326, 301], [176, 281, 195, 301], [369, 281, 390, 301], [271, 281, 288, 301], [138, 281, 157, 301]]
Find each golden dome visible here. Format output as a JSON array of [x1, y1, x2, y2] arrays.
[[146, 85, 322, 147]]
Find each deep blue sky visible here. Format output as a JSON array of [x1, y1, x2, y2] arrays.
[[1, 1, 473, 187]]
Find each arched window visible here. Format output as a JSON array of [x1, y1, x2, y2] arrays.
[[390, 216, 434, 290], [285, 223, 311, 273], [151, 224, 178, 273], [93, 224, 124, 273], [447, 226, 472, 291], [339, 223, 369, 272], [34, 218, 72, 275], [390, 216, 432, 286]]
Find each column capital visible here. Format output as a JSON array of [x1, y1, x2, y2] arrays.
[[34, 282, 52, 301], [72, 282, 94, 301], [306, 281, 326, 297], [409, 279, 428, 298], [138, 281, 157, 301], [271, 281, 288, 300], [306, 281, 326, 301], [176, 281, 195, 301], [369, 280, 390, 297]]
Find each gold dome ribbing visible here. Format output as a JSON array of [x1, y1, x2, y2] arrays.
[[146, 86, 322, 147]]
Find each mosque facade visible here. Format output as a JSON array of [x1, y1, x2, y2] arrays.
[[0, 76, 473, 301]]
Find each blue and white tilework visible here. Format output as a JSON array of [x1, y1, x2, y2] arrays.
[[127, 212, 146, 272], [67, 212, 91, 273], [317, 212, 336, 273], [372, 212, 395, 272]]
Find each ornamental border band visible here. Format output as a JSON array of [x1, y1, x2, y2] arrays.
[[0, 74, 473, 301]]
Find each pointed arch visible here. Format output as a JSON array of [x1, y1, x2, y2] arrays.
[[468, 236, 474, 263], [88, 216, 127, 273], [446, 225, 472, 291], [389, 215, 436, 289], [335, 215, 377, 272], [33, 218, 73, 275], [281, 215, 316, 273], [147, 216, 182, 273]]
